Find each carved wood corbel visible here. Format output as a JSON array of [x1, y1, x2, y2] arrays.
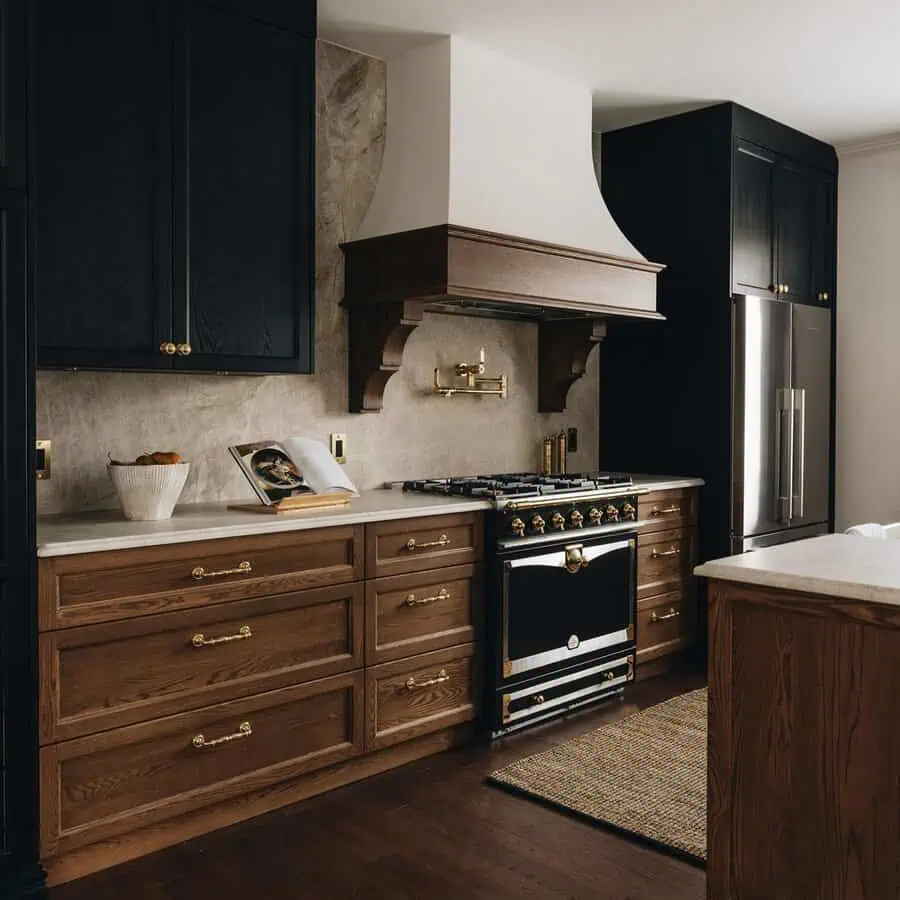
[[537, 318, 607, 413]]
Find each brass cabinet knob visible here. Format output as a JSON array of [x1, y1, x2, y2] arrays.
[[622, 502, 636, 521], [569, 510, 584, 528], [510, 517, 525, 537], [530, 515, 546, 535], [818, 291, 830, 302], [783, 283, 791, 294], [588, 507, 602, 525], [550, 512, 566, 531], [159, 341, 177, 356], [176, 342, 192, 356], [604, 504, 620, 523]]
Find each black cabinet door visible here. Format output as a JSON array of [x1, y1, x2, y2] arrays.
[[810, 171, 836, 308], [173, 0, 314, 373], [0, 0, 25, 190], [732, 141, 777, 296], [774, 160, 815, 305], [34, 0, 174, 370]]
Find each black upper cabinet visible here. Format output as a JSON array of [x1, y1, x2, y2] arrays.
[[34, 0, 173, 370], [174, 1, 314, 372], [810, 171, 836, 305], [0, 0, 26, 190], [34, 0, 316, 373], [732, 141, 776, 296]]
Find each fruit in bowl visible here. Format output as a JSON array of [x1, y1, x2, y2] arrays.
[[107, 450, 190, 521]]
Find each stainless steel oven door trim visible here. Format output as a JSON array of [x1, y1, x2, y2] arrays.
[[501, 655, 633, 724], [501, 537, 635, 678]]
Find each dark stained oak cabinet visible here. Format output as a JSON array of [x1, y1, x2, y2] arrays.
[[33, 0, 315, 373]]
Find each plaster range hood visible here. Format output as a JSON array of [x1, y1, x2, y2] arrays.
[[340, 36, 665, 414]]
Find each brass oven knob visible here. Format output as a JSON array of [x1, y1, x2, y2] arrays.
[[605, 504, 620, 523], [621, 502, 636, 521], [569, 510, 584, 528], [510, 517, 525, 537], [530, 515, 546, 535], [550, 512, 565, 531], [588, 507, 602, 525], [159, 341, 177, 356]]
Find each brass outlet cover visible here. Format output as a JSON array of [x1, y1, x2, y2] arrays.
[[36, 440, 52, 480]]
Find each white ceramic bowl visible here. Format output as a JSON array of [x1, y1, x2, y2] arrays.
[[107, 463, 190, 521]]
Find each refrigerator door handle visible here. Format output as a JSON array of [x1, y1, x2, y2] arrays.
[[792, 387, 807, 521], [775, 388, 794, 523]]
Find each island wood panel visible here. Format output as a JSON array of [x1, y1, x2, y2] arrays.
[[365, 564, 481, 664], [708, 580, 900, 900], [365, 644, 477, 751], [39, 525, 363, 628], [41, 582, 364, 743], [41, 671, 365, 859], [365, 513, 483, 578]]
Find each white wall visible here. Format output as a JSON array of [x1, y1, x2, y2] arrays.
[[836, 142, 900, 528]]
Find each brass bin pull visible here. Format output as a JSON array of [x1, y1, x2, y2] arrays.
[[405, 588, 450, 607], [191, 625, 252, 648], [405, 534, 451, 552], [192, 721, 252, 749], [406, 668, 450, 690], [650, 547, 679, 559], [650, 505, 681, 517], [191, 560, 252, 581], [565, 545, 589, 574], [650, 608, 681, 623]]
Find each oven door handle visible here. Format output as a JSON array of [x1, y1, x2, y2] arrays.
[[504, 538, 633, 570]]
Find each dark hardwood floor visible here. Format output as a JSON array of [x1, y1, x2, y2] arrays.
[[45, 672, 706, 900]]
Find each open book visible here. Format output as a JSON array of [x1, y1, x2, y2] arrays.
[[229, 437, 358, 507]]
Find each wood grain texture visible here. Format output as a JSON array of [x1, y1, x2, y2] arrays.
[[365, 564, 481, 665], [708, 579, 900, 900], [635, 589, 697, 663], [537, 317, 606, 413], [41, 582, 364, 743], [39, 525, 363, 628], [365, 513, 483, 578], [637, 488, 700, 534], [636, 526, 696, 601], [365, 644, 477, 751], [41, 671, 365, 859]]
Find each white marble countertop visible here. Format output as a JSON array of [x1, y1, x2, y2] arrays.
[[695, 533, 900, 606], [37, 475, 704, 557]]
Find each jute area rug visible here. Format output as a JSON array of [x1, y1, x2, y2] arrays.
[[488, 688, 707, 865]]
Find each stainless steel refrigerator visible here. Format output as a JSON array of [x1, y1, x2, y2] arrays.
[[731, 294, 832, 553]]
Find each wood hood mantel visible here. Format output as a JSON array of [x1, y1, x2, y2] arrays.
[[340, 224, 665, 413]]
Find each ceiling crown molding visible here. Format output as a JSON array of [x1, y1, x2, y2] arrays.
[[836, 132, 900, 158]]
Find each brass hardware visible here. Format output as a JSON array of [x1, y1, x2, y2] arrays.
[[550, 512, 566, 531], [159, 341, 177, 355], [569, 510, 584, 528], [192, 721, 252, 749], [626, 622, 635, 640], [650, 607, 681, 623], [405, 587, 450, 607], [533, 694, 545, 705], [783, 283, 791, 294], [650, 547, 679, 559], [501, 694, 511, 723], [605, 504, 619, 523], [434, 347, 508, 398], [650, 505, 681, 517], [621, 502, 636, 521], [405, 533, 451, 552], [191, 560, 252, 581], [627, 656, 634, 679], [588, 507, 602, 524], [503, 659, 512, 678], [36, 439, 52, 480], [818, 291, 831, 302], [506, 489, 633, 512], [565, 544, 588, 574], [510, 517, 526, 537], [604, 670, 616, 681], [406, 668, 450, 690], [191, 625, 252, 648], [530, 515, 546, 535], [176, 342, 192, 356]]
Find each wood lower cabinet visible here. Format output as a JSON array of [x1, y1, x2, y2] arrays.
[[38, 514, 484, 885]]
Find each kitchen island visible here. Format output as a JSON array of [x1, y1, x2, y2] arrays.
[[696, 533, 900, 900]]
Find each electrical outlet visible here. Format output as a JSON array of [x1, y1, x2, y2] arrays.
[[566, 427, 578, 453], [329, 433, 347, 464], [36, 440, 52, 480]]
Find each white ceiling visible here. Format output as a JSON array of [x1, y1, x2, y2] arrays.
[[319, 0, 900, 145]]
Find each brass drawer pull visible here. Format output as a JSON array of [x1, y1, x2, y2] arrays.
[[191, 625, 252, 648], [191, 560, 252, 581], [650, 505, 681, 517], [405, 668, 450, 690], [650, 547, 679, 559], [404, 534, 451, 552], [405, 587, 450, 607], [192, 721, 252, 749], [650, 608, 681, 623]]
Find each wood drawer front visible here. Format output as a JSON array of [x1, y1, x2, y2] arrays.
[[39, 526, 363, 629], [636, 592, 697, 663], [638, 488, 698, 533], [366, 565, 481, 665], [365, 513, 483, 579], [41, 583, 364, 744], [41, 671, 365, 858], [637, 527, 696, 600], [366, 644, 477, 751]]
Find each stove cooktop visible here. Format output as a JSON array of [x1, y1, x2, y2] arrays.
[[402, 472, 633, 501]]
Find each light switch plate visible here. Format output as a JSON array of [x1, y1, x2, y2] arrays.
[[329, 433, 347, 464], [36, 440, 52, 480]]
